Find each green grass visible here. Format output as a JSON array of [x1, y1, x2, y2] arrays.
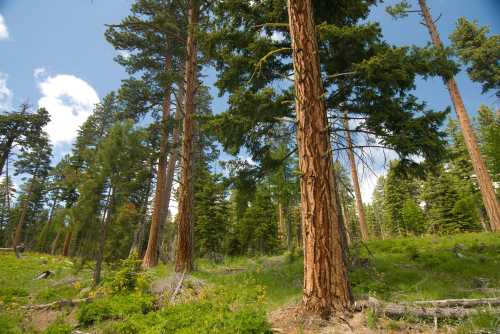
[[1, 232, 499, 333], [351, 232, 500, 301]]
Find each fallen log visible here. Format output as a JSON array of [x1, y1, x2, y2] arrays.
[[23, 297, 91, 310], [407, 297, 500, 308], [0, 244, 25, 258], [355, 297, 500, 319]]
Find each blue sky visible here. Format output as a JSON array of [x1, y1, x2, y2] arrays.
[[0, 0, 498, 201]]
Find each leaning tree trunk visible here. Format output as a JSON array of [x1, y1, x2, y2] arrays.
[[287, 0, 353, 318], [175, 0, 199, 274], [343, 111, 369, 241], [143, 52, 174, 268], [13, 179, 35, 248], [418, 0, 500, 231]]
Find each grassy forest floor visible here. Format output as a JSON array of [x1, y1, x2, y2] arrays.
[[1, 232, 499, 333]]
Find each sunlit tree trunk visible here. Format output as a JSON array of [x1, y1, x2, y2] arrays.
[[343, 112, 369, 240], [287, 0, 353, 317], [175, 0, 199, 273], [62, 228, 72, 257], [93, 186, 113, 285], [418, 0, 500, 231], [143, 52, 173, 268]]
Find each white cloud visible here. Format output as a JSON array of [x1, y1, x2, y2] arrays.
[[0, 14, 9, 40], [36, 73, 99, 144], [33, 67, 48, 79], [0, 72, 12, 109]]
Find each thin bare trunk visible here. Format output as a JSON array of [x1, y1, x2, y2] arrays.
[[418, 0, 500, 231], [51, 229, 61, 255], [62, 228, 72, 257], [13, 179, 34, 248], [143, 52, 173, 268], [93, 186, 113, 286], [288, 0, 353, 317], [341, 198, 352, 246], [175, 0, 199, 273], [343, 112, 369, 240]]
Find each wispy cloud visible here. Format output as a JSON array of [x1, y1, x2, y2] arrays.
[[0, 14, 9, 40], [36, 72, 99, 145], [0, 72, 12, 110]]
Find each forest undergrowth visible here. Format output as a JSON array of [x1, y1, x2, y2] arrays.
[[1, 232, 499, 334]]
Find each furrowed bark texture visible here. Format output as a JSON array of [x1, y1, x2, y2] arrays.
[[175, 0, 199, 273], [418, 0, 500, 231], [143, 52, 173, 268], [287, 0, 353, 317]]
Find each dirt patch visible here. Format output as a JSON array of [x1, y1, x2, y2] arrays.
[[269, 303, 450, 333], [28, 309, 60, 332]]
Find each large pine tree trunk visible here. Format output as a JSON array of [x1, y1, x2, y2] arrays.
[[50, 228, 61, 255], [175, 0, 199, 273], [343, 112, 369, 240], [418, 0, 500, 231], [13, 179, 34, 248], [143, 53, 173, 268], [287, 0, 353, 317]]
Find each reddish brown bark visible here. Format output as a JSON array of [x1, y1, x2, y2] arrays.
[[143, 52, 173, 268], [418, 0, 500, 231], [287, 0, 353, 317], [343, 112, 369, 241], [175, 0, 199, 273]]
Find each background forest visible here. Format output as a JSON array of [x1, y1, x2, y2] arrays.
[[0, 0, 499, 333]]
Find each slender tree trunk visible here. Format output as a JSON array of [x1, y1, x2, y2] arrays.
[[288, 0, 353, 317], [93, 187, 113, 286], [343, 112, 369, 240], [143, 52, 173, 268], [175, 0, 199, 273], [157, 79, 184, 259], [13, 179, 35, 248], [62, 228, 72, 257], [418, 0, 500, 231], [341, 198, 352, 246], [51, 228, 61, 255], [130, 160, 155, 257]]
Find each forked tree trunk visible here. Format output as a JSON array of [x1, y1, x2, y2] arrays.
[[287, 0, 353, 317], [175, 0, 199, 273], [13, 179, 35, 248], [418, 0, 500, 231], [343, 112, 369, 241], [143, 52, 173, 268]]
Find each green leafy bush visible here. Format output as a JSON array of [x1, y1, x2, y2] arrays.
[[43, 320, 73, 334], [77, 293, 154, 325], [105, 257, 149, 294], [105, 286, 272, 334]]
